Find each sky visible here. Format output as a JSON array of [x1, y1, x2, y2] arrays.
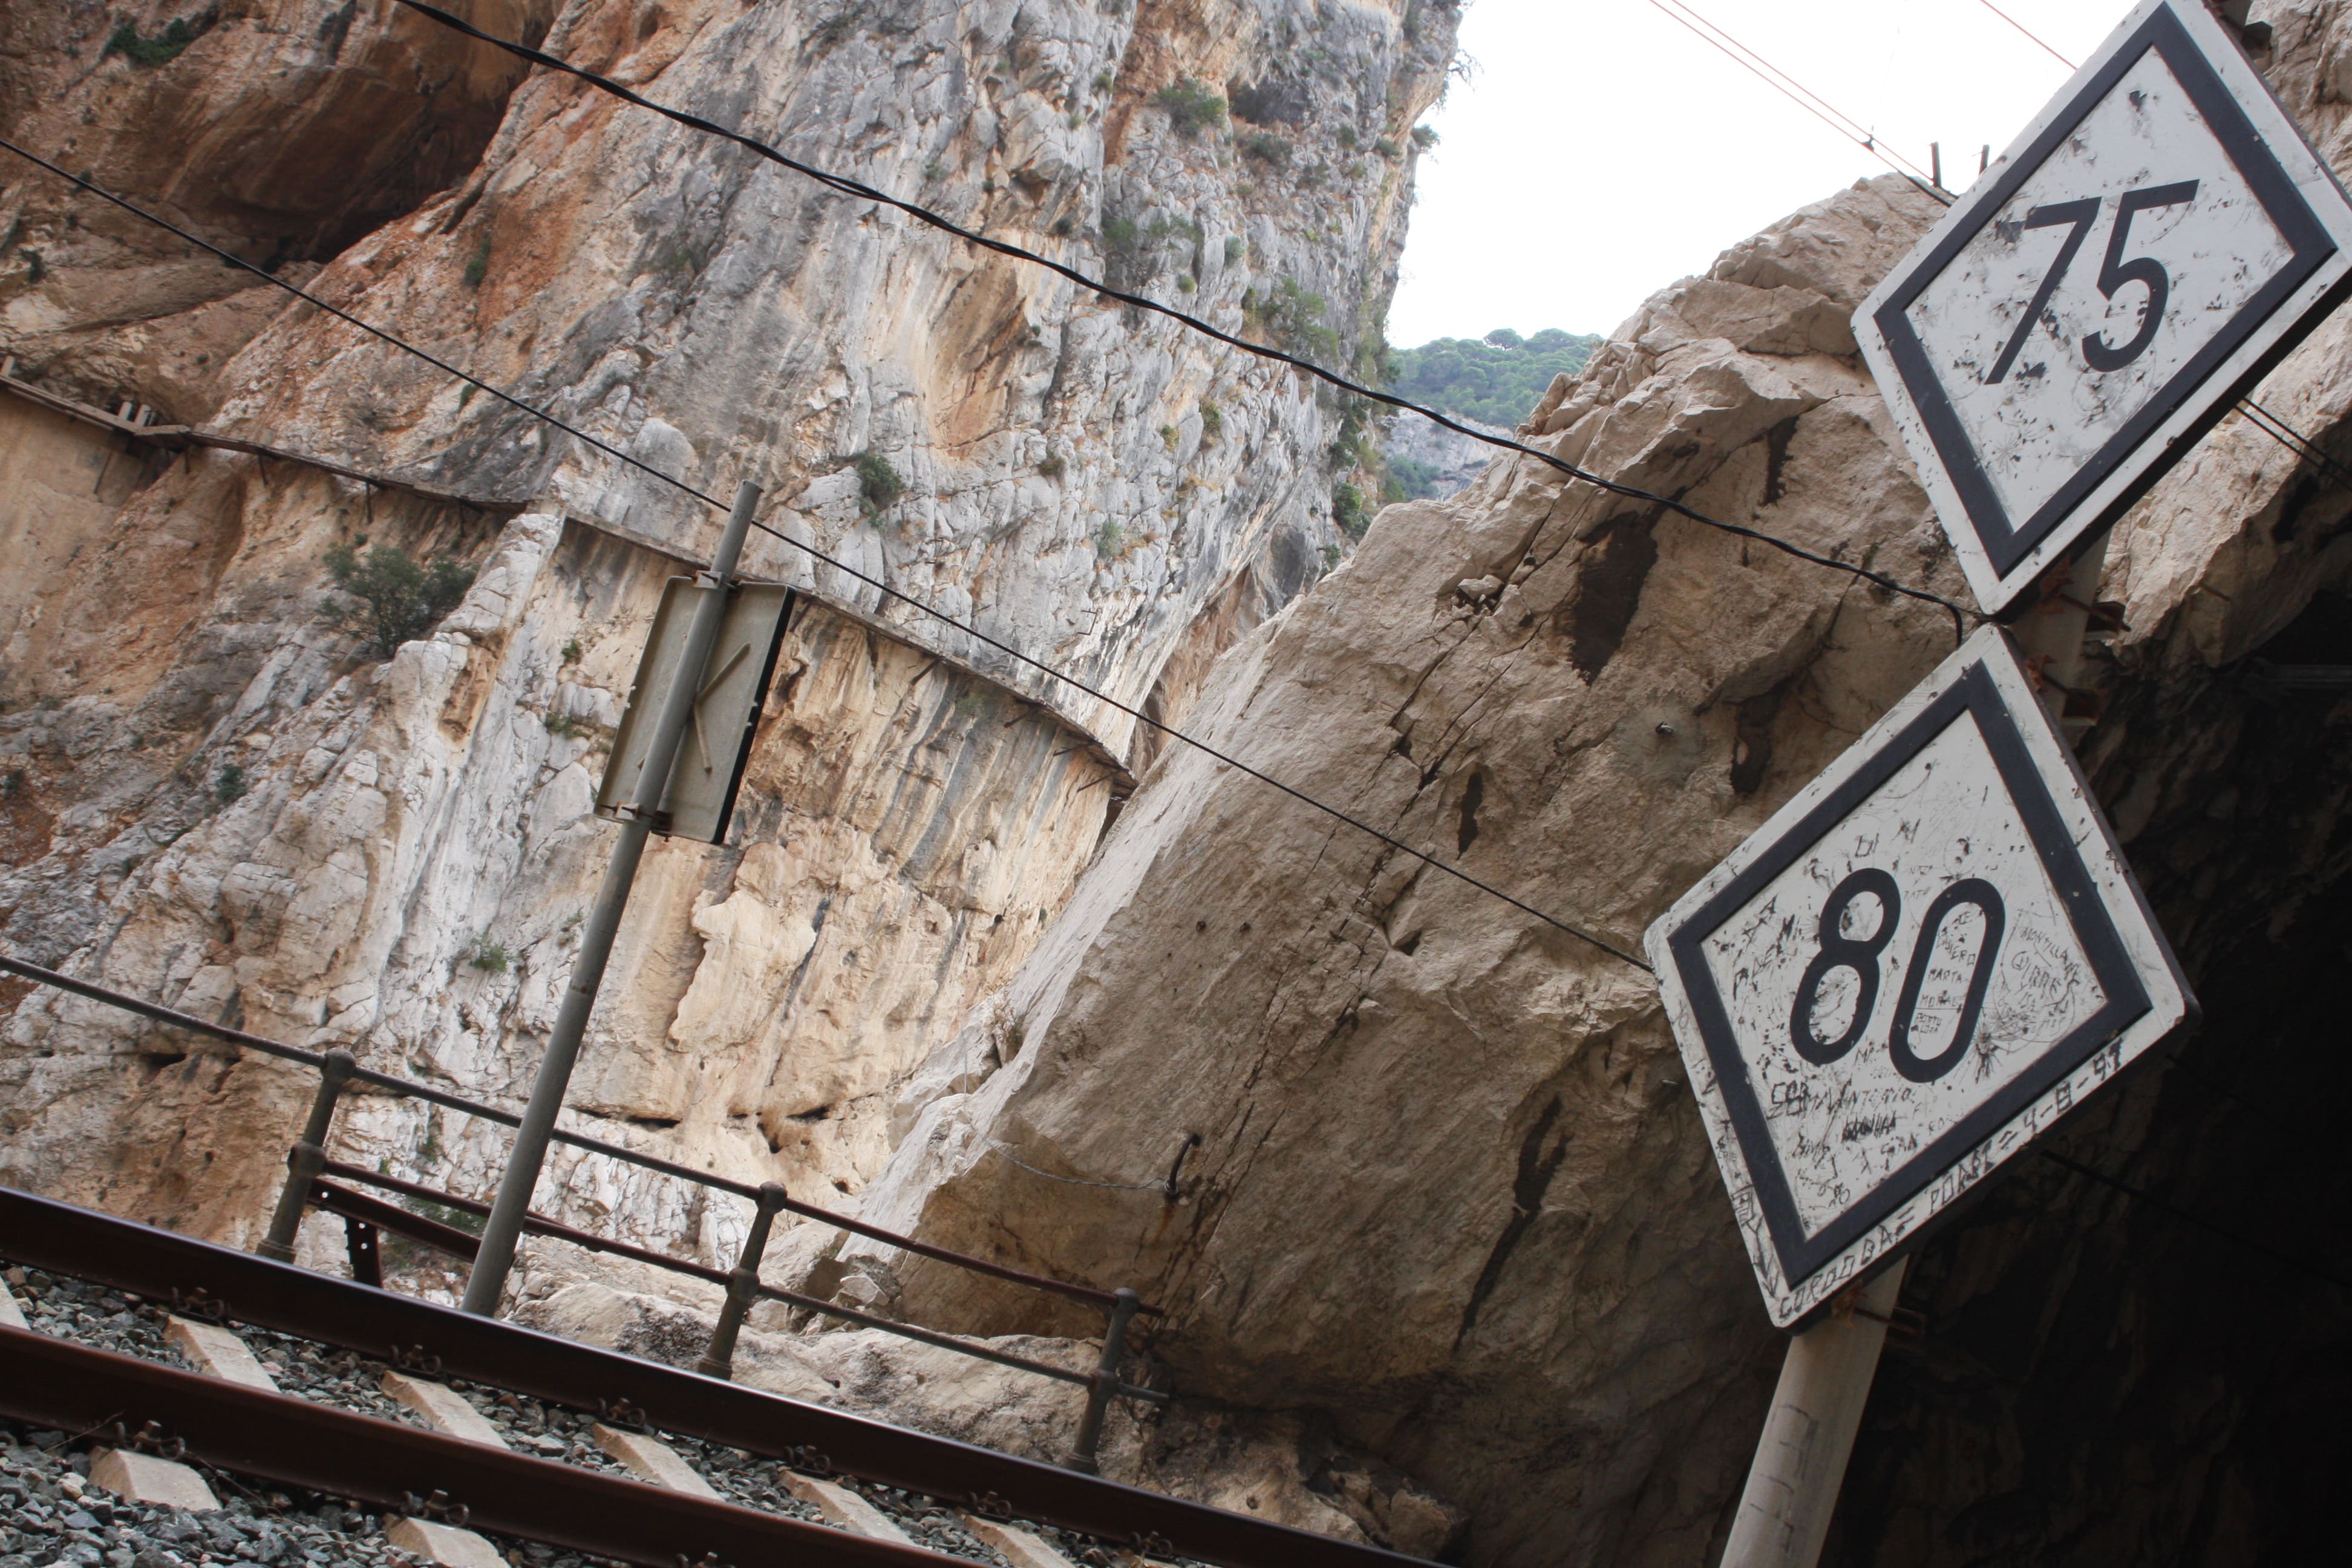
[[1387, 0, 2140, 346]]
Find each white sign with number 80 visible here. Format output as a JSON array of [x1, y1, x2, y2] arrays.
[[1645, 628, 2192, 1324]]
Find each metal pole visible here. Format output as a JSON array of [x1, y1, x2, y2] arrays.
[[461, 481, 763, 1316], [259, 1048, 355, 1261], [695, 1181, 787, 1379], [1064, 1287, 1142, 1473], [1720, 533, 2111, 1567]]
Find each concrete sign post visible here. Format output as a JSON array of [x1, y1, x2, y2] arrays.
[[1856, 0, 2352, 613], [1647, 626, 2192, 1327]]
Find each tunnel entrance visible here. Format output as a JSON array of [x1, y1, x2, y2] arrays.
[[1826, 590, 2352, 1566]]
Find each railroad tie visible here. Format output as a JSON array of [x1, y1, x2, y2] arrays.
[[165, 1316, 279, 1390], [590, 1422, 722, 1498], [780, 1472, 915, 1544], [384, 1515, 510, 1568], [381, 1370, 510, 1448], [957, 1514, 1082, 1568], [88, 1447, 220, 1511]]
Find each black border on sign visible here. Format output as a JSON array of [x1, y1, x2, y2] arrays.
[[1666, 661, 2154, 1289], [1875, 4, 2334, 579]]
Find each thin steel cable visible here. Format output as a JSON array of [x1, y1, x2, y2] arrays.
[[1656, 0, 1903, 154], [987, 1142, 1171, 1194], [2238, 397, 2352, 492], [387, 0, 1975, 622], [1949, 16, 2352, 498], [1643, 0, 1954, 206], [1976, 0, 2079, 69], [0, 134, 1655, 974], [2037, 1148, 2351, 1292]]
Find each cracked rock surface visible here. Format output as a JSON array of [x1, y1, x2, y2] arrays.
[[853, 10, 2352, 1553]]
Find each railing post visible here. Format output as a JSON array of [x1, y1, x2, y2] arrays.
[[259, 1048, 354, 1262], [1064, 1286, 1142, 1474], [695, 1181, 786, 1380]]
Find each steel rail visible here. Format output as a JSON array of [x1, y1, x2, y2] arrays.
[[0, 1189, 1426, 1568], [308, 1171, 1169, 1403], [0, 952, 1154, 1315], [0, 1324, 950, 1566]]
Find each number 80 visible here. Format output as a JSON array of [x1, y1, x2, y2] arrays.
[[1788, 869, 2007, 1083]]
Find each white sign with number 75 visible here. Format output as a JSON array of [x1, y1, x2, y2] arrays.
[[1856, 0, 2352, 615]]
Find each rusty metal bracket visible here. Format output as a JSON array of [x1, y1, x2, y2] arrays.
[[169, 1286, 226, 1324], [599, 1396, 652, 1434], [103, 1418, 186, 1461], [402, 1488, 472, 1528]]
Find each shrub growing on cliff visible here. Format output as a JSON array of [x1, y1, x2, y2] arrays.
[[1383, 456, 1443, 504], [1248, 276, 1336, 361], [854, 451, 904, 515], [1333, 481, 1368, 540], [324, 543, 477, 661], [1154, 78, 1227, 139], [1240, 131, 1291, 167], [214, 764, 246, 805], [463, 234, 492, 289], [106, 13, 211, 68]]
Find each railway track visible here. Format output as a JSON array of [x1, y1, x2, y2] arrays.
[[0, 1187, 1425, 1568]]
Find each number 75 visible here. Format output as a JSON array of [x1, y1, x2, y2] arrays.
[[1985, 180, 2200, 385]]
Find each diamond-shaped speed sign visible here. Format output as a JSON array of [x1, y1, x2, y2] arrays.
[[1857, 0, 2352, 614], [1645, 628, 2193, 1325]]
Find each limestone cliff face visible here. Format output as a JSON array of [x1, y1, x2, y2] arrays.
[[0, 0, 1460, 1254], [852, 9, 2352, 1561]]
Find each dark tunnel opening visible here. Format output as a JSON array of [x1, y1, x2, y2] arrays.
[[1826, 589, 2352, 1567]]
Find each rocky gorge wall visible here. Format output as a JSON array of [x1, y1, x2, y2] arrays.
[[848, 5, 2352, 1563], [12, 1, 2352, 1564], [0, 0, 1459, 1262]]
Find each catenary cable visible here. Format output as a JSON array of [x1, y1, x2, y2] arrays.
[[1978, 0, 2079, 70], [2238, 397, 2352, 493], [1643, 0, 1954, 206], [1944, 13, 2352, 495], [385, 0, 1975, 623], [2036, 1147, 2351, 1292], [0, 134, 1655, 973]]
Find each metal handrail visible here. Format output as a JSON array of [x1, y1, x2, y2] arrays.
[[310, 1166, 1168, 1405], [0, 952, 1164, 1467]]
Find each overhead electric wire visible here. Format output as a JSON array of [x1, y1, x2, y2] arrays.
[[1642, 0, 1953, 206], [1976, 0, 2079, 70], [385, 0, 1975, 626], [1939, 15, 2352, 497], [0, 133, 1656, 974], [2238, 397, 2352, 493], [2036, 1147, 2352, 1292]]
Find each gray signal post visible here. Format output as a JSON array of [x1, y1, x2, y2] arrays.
[[460, 480, 763, 1316], [1707, 0, 2352, 1552], [1717, 541, 2106, 1568]]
